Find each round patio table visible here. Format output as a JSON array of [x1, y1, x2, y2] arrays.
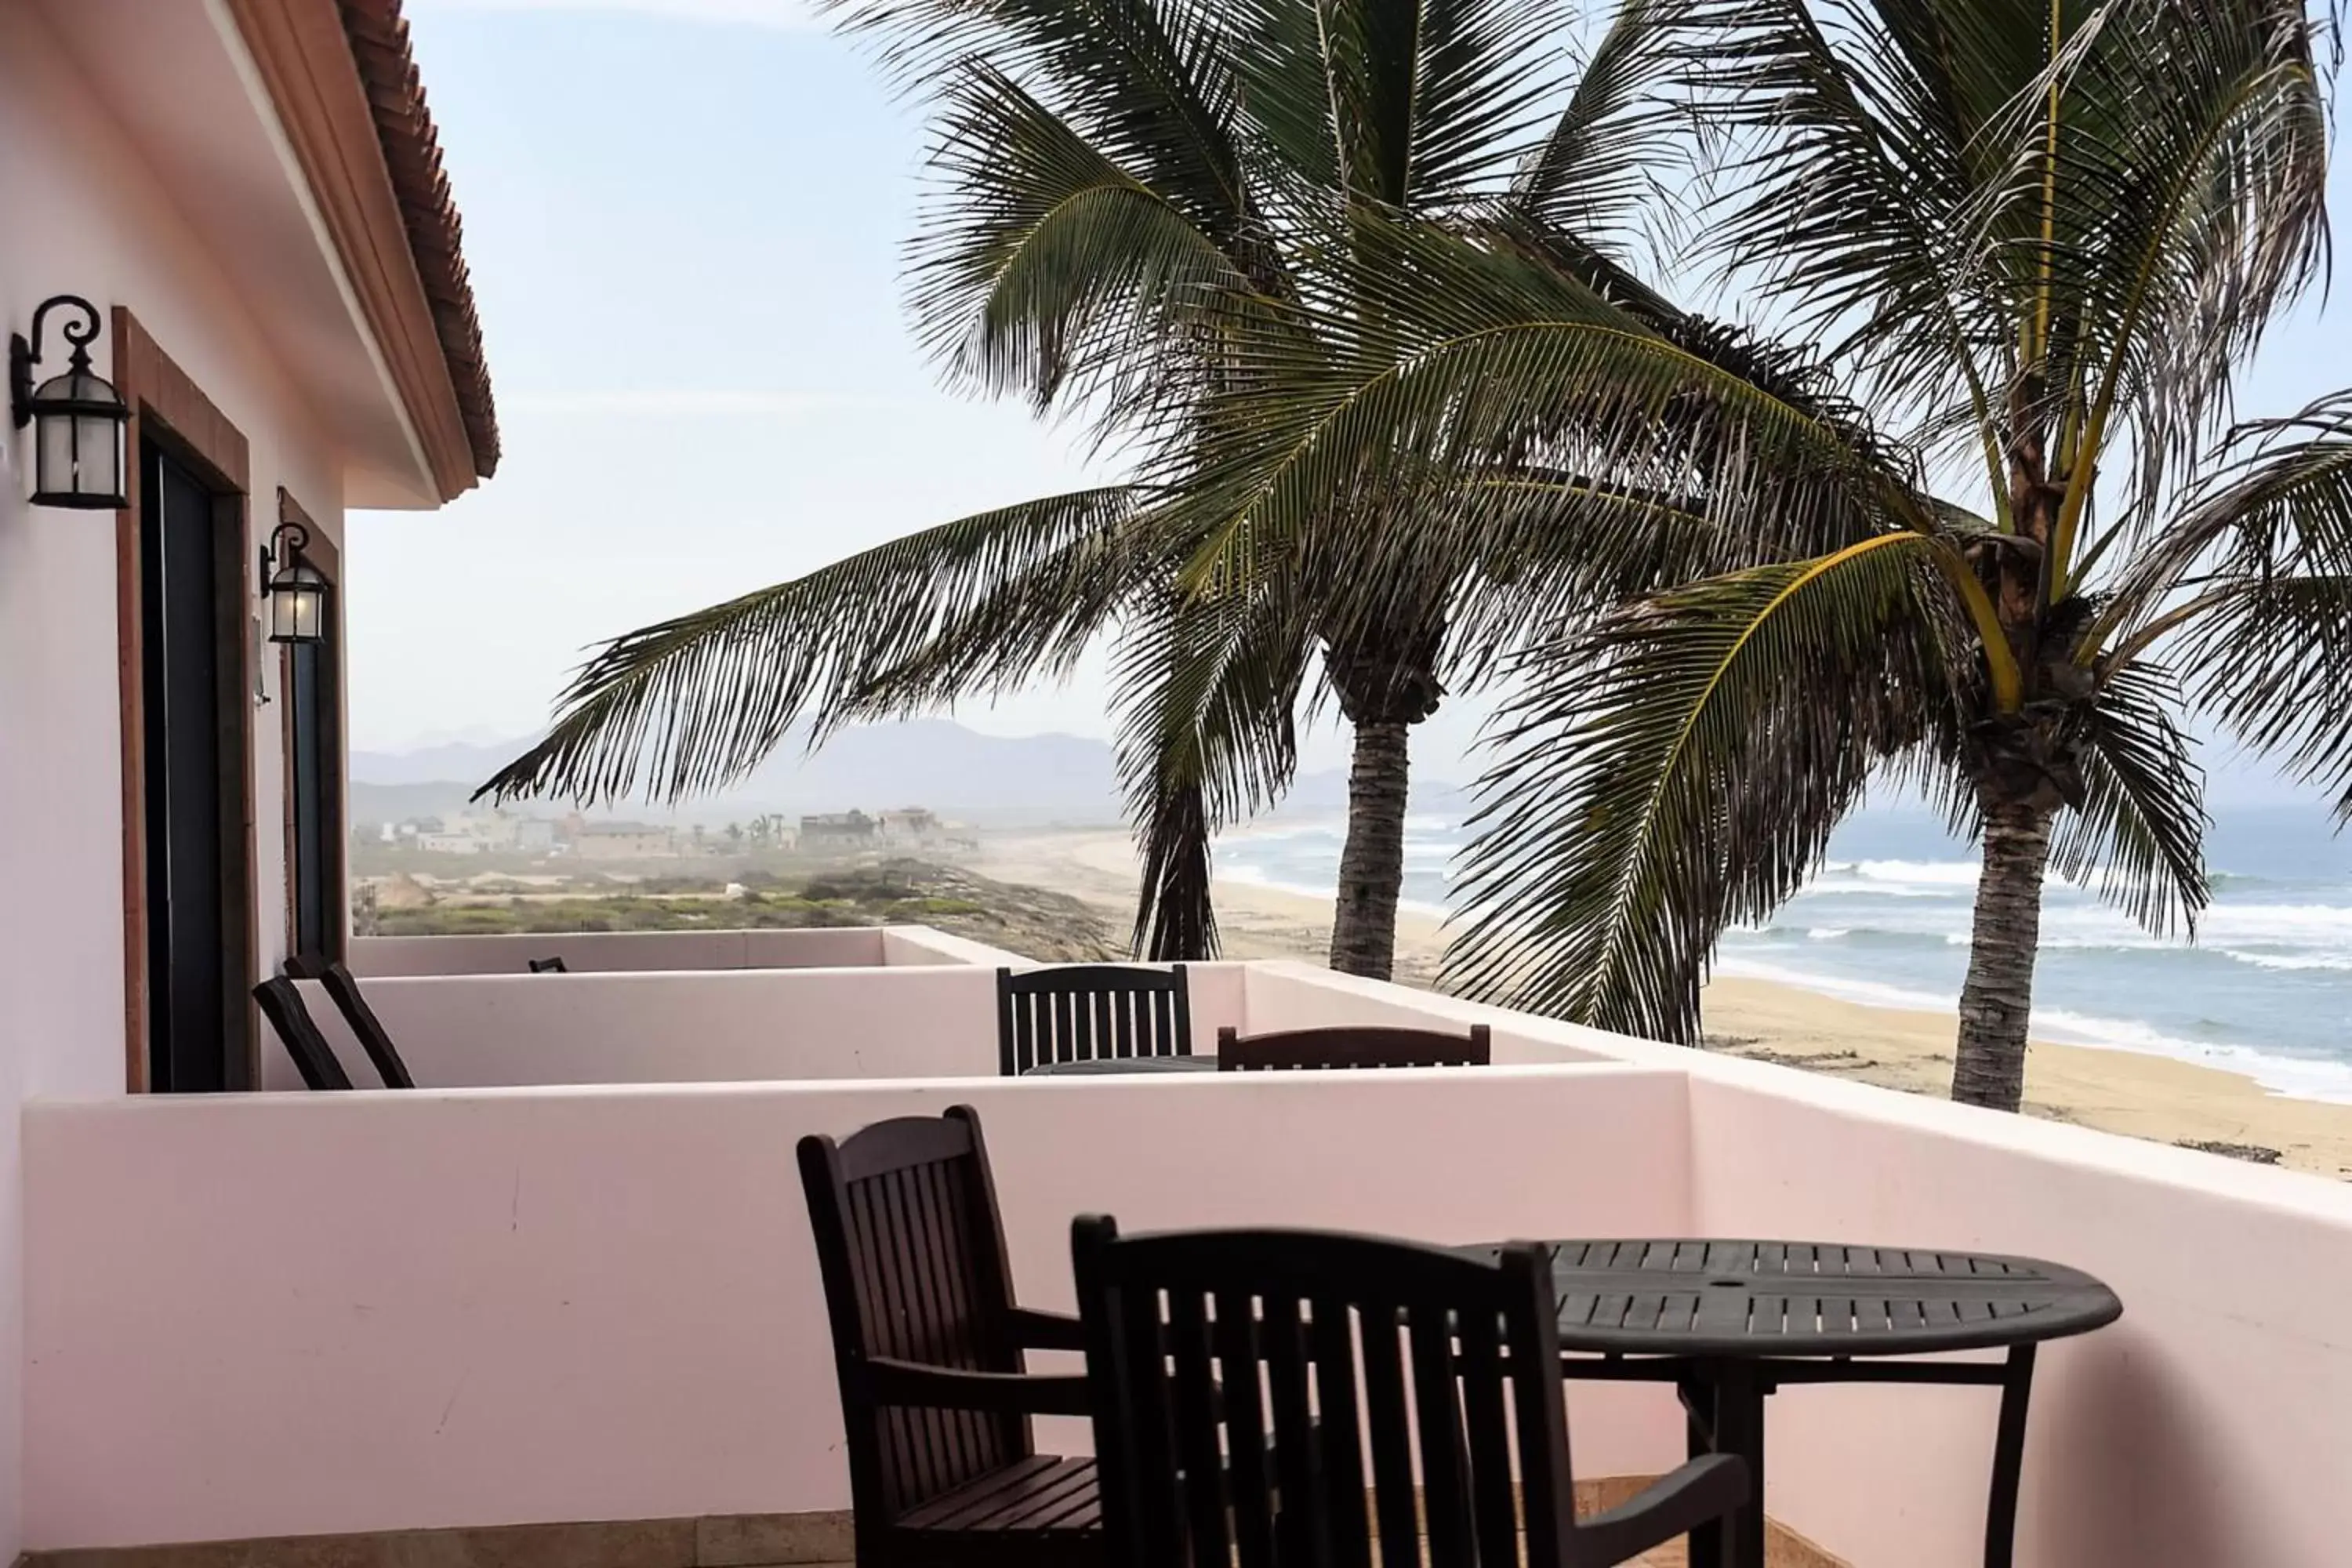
[[1020, 1054, 1218, 1076], [1470, 1239, 2121, 1568]]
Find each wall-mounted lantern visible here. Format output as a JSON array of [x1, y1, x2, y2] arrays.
[[260, 521, 328, 644], [9, 296, 130, 510]]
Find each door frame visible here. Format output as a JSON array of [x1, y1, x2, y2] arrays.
[[276, 487, 346, 969], [113, 308, 259, 1094]]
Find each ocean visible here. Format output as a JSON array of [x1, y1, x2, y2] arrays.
[[1217, 803, 2352, 1102]]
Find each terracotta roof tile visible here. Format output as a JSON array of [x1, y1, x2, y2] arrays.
[[336, 0, 500, 479]]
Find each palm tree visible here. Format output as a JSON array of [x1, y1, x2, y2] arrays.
[[1180, 0, 2347, 1109], [475, 0, 1719, 979]]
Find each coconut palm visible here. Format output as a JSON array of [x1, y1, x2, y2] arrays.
[[1176, 0, 2347, 1109], [477, 0, 1722, 977]]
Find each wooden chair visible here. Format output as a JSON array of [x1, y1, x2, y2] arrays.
[[316, 962, 416, 1089], [528, 956, 568, 973], [1216, 1022, 1493, 1071], [1072, 1220, 1749, 1568], [997, 964, 1191, 1076], [797, 1107, 1101, 1567], [252, 977, 352, 1091]]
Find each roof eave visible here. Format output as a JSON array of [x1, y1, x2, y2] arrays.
[[224, 0, 499, 503]]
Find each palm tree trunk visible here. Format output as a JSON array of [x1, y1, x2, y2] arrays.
[[1951, 804, 2055, 1112], [1330, 719, 1410, 978]]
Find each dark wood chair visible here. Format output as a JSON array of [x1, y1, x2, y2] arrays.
[[797, 1106, 1100, 1567], [527, 956, 568, 973], [316, 962, 416, 1089], [253, 977, 353, 1091], [997, 964, 1191, 1076], [1072, 1220, 1748, 1568], [1216, 1022, 1493, 1071]]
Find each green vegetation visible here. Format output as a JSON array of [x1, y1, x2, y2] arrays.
[[366, 859, 1115, 962]]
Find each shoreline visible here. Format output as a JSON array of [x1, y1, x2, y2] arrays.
[[968, 827, 2352, 1180]]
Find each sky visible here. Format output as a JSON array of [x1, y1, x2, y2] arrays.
[[348, 0, 2352, 801]]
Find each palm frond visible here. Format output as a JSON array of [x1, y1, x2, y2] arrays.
[[1685, 0, 2009, 438], [1509, 0, 1687, 246], [2089, 394, 2352, 657], [2178, 573, 2352, 819], [474, 488, 1144, 805], [910, 66, 1264, 412], [2049, 660, 2209, 935], [1443, 532, 1958, 1040], [1161, 215, 1914, 632], [1981, 0, 2330, 547], [1109, 570, 1315, 957], [826, 0, 1262, 254]]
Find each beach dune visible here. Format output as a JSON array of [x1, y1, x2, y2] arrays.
[[970, 828, 2352, 1180]]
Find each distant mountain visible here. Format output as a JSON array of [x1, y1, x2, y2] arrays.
[[351, 718, 1126, 826], [350, 717, 1470, 828], [349, 739, 529, 787]]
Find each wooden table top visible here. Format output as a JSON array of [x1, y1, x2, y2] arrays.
[[1475, 1239, 2122, 1357]]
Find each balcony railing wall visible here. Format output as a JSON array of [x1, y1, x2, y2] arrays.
[[25, 958, 2352, 1565], [24, 1063, 1691, 1552], [280, 957, 1250, 1090], [348, 924, 1011, 978]]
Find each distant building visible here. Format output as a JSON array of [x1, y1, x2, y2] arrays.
[[416, 832, 482, 855], [877, 808, 942, 844], [513, 818, 557, 851], [799, 810, 877, 851], [573, 823, 677, 860]]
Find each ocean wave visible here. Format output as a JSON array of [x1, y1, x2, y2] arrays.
[[1725, 924, 1949, 950], [1719, 957, 2352, 1104], [1799, 878, 1953, 900], [2202, 903, 2352, 946], [1217, 822, 1338, 846], [2218, 949, 2352, 972], [1213, 862, 1330, 902], [1851, 858, 1980, 886], [1943, 931, 2165, 953], [2032, 1008, 2352, 1104]]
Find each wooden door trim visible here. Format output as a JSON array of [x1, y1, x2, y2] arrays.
[[276, 488, 347, 967], [114, 308, 259, 1093]]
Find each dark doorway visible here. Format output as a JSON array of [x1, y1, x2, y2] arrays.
[[140, 441, 247, 1091]]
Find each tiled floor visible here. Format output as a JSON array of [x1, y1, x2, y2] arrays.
[[27, 1499, 1844, 1568], [788, 1537, 1817, 1567]]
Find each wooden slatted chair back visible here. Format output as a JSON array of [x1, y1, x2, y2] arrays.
[[1215, 1022, 1493, 1072], [318, 962, 416, 1089], [253, 977, 353, 1091], [798, 1107, 1031, 1525], [996, 964, 1192, 1076], [1073, 1221, 1584, 1568]]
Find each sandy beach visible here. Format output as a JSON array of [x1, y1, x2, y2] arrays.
[[971, 828, 2352, 1180]]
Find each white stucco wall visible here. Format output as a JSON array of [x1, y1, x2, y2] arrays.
[[23, 1065, 1694, 1548], [0, 4, 369, 1552]]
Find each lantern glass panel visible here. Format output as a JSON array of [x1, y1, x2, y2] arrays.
[[36, 410, 74, 495], [76, 412, 124, 500]]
